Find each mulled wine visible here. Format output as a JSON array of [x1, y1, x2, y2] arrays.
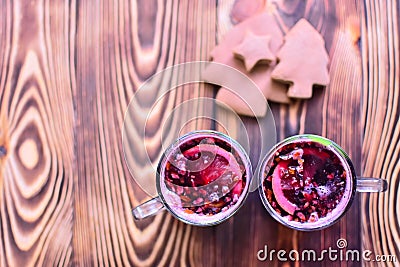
[[158, 131, 251, 225], [260, 135, 355, 230]]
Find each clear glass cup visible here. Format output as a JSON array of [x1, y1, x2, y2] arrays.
[[258, 134, 388, 231], [132, 130, 252, 226]]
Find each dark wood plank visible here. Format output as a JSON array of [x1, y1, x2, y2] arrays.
[[0, 0, 398, 266], [74, 0, 219, 265]]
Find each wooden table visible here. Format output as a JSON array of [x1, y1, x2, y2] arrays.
[[0, 0, 398, 266]]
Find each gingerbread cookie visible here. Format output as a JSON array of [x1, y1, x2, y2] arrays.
[[203, 12, 290, 117], [271, 19, 330, 99], [202, 63, 268, 117], [230, 0, 265, 24], [233, 31, 275, 72]]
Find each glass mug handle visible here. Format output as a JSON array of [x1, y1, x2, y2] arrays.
[[356, 177, 388, 192], [132, 197, 165, 220]]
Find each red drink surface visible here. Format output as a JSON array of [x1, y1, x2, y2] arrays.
[[163, 136, 247, 217], [263, 141, 348, 223]]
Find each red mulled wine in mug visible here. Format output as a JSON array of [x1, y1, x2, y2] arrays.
[[163, 135, 246, 212], [133, 130, 252, 226], [259, 135, 387, 231]]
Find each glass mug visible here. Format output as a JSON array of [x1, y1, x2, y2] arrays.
[[132, 130, 252, 226], [259, 134, 388, 231]]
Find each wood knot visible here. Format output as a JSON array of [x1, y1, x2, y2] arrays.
[[0, 146, 6, 158]]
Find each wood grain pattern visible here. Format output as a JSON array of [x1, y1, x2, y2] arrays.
[[0, 0, 398, 266], [0, 0, 74, 266], [361, 0, 400, 266], [74, 1, 217, 266]]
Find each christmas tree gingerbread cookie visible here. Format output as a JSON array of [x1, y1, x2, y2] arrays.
[[271, 19, 330, 99]]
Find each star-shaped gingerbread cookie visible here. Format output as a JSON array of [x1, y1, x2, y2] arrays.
[[233, 31, 275, 72], [203, 12, 290, 117]]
